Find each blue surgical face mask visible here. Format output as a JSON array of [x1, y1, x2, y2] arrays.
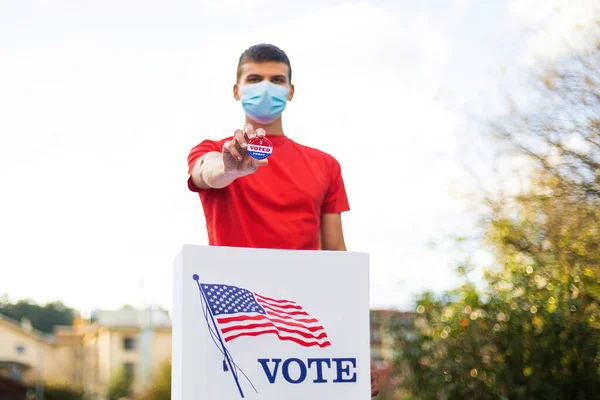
[[240, 80, 290, 124]]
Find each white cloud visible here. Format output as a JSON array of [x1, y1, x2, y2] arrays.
[[0, 1, 528, 314], [228, 3, 466, 306], [510, 0, 600, 64]]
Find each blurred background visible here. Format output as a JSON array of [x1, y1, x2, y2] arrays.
[[1, 0, 599, 399]]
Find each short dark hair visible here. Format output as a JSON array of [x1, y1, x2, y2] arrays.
[[236, 43, 292, 83]]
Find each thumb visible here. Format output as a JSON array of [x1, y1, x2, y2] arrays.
[[252, 158, 269, 168]]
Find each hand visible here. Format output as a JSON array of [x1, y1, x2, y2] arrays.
[[222, 123, 268, 176], [371, 359, 380, 397]]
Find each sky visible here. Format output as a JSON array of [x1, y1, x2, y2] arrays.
[[1, 0, 599, 317]]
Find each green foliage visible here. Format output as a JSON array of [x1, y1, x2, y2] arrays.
[[391, 265, 600, 399], [43, 381, 85, 400], [141, 359, 171, 400], [373, 365, 414, 400], [389, 31, 600, 399], [108, 366, 134, 400], [0, 296, 76, 334]]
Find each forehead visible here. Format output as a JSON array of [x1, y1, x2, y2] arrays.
[[239, 61, 289, 78]]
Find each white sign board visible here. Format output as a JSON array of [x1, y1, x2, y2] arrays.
[[172, 244, 371, 400]]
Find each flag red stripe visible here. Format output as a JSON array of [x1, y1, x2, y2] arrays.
[[220, 318, 326, 334], [209, 289, 331, 347], [216, 314, 325, 333], [266, 318, 325, 332], [217, 313, 319, 324], [220, 322, 328, 340], [254, 293, 299, 306], [260, 304, 308, 315], [260, 303, 310, 317], [223, 329, 331, 348], [258, 301, 306, 313], [256, 298, 303, 311], [263, 308, 318, 323], [217, 315, 266, 324]]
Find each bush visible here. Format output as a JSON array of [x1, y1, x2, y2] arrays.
[[140, 359, 171, 400], [388, 28, 600, 400], [43, 381, 85, 400], [108, 366, 134, 400]]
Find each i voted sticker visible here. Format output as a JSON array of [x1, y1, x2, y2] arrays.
[[247, 137, 273, 160]]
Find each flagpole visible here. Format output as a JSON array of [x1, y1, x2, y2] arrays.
[[193, 274, 245, 398]]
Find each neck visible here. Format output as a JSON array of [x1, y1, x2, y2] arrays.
[[246, 116, 284, 135]]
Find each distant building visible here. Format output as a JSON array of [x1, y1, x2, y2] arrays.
[[0, 313, 80, 392], [0, 307, 409, 398], [369, 309, 412, 368], [86, 305, 172, 397], [0, 305, 172, 400]]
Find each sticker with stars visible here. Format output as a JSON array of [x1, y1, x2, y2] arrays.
[[202, 284, 267, 316]]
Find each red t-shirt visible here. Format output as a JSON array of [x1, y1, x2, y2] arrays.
[[187, 134, 350, 250]]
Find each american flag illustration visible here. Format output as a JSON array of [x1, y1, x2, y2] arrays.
[[201, 283, 331, 348]]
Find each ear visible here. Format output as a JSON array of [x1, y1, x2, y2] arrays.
[[233, 84, 241, 101], [287, 84, 295, 101]]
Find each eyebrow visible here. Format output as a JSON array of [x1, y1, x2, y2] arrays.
[[245, 74, 287, 81]]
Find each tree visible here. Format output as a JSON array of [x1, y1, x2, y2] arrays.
[[43, 381, 85, 400], [388, 30, 600, 399], [486, 37, 600, 294], [108, 366, 134, 400], [374, 364, 413, 400], [390, 262, 600, 399], [140, 359, 171, 400], [0, 297, 76, 334]]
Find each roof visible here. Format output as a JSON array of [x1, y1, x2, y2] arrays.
[[0, 361, 32, 371], [0, 314, 56, 344], [91, 306, 172, 328]]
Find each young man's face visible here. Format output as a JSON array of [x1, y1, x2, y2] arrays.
[[233, 61, 295, 101]]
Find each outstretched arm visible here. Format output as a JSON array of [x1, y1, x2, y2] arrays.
[[190, 152, 237, 190], [189, 124, 268, 190]]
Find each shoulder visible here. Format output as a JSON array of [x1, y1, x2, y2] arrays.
[[286, 140, 346, 187], [289, 139, 341, 167]]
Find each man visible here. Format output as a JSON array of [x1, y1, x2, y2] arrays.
[[187, 43, 380, 397]]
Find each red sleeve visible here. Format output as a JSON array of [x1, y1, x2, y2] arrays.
[[187, 139, 222, 192], [321, 157, 350, 214]]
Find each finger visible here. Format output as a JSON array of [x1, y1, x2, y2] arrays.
[[371, 382, 378, 395], [245, 157, 268, 172], [223, 140, 242, 161], [255, 128, 266, 139], [233, 129, 247, 149], [243, 123, 255, 140], [253, 158, 268, 167]]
